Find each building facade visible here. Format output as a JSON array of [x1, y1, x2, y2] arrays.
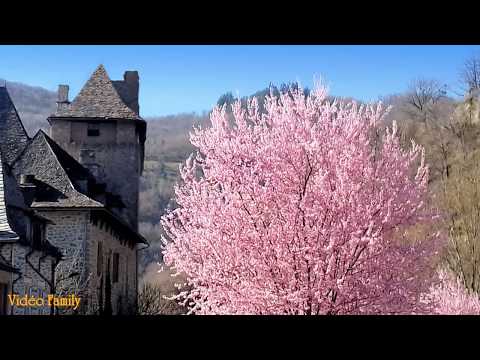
[[0, 65, 147, 315]]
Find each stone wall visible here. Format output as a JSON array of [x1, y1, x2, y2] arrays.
[[85, 218, 137, 314], [0, 242, 56, 315], [51, 119, 141, 230], [35, 209, 138, 314], [38, 210, 88, 269], [37, 210, 89, 313]]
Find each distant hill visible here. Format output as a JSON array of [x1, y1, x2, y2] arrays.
[[0, 79, 56, 136], [3, 79, 352, 275], [0, 78, 208, 274]]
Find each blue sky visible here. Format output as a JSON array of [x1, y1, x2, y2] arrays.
[[0, 45, 479, 117]]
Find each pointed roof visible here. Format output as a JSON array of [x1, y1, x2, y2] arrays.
[[11, 130, 103, 209], [0, 147, 63, 260], [8, 130, 146, 245], [0, 156, 19, 242], [0, 86, 30, 165], [0, 144, 62, 260], [54, 65, 141, 120], [41, 132, 91, 183]]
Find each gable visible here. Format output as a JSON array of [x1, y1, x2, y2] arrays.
[[54, 65, 140, 120], [11, 131, 103, 209]]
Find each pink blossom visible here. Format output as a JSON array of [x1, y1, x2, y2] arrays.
[[162, 85, 442, 315], [425, 269, 480, 315]]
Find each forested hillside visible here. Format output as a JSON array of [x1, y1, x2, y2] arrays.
[[3, 80, 317, 275], [3, 79, 56, 135], [7, 63, 480, 314], [2, 79, 207, 274], [138, 113, 209, 271]]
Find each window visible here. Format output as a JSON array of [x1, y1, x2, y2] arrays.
[[112, 253, 119, 283], [0, 283, 8, 315], [88, 129, 100, 137], [125, 257, 129, 299], [29, 220, 44, 249], [97, 242, 103, 276], [87, 123, 100, 137]]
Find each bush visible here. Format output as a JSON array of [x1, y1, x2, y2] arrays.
[[138, 264, 188, 315]]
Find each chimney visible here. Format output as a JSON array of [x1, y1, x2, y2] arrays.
[[123, 71, 139, 114], [19, 174, 37, 206], [56, 85, 70, 112]]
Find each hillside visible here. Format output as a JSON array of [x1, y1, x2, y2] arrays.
[[0, 78, 207, 273], [2, 79, 401, 276], [1, 79, 56, 135], [139, 113, 208, 271]]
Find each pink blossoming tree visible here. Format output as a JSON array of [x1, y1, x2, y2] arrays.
[[426, 269, 480, 315], [162, 85, 442, 315]]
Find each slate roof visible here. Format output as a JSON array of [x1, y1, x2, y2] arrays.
[[8, 131, 146, 245], [0, 157, 19, 242], [112, 80, 138, 114], [0, 86, 30, 165], [53, 65, 142, 120], [5, 205, 62, 259], [0, 77, 147, 246], [11, 130, 103, 209], [0, 147, 61, 260], [41, 132, 91, 183]]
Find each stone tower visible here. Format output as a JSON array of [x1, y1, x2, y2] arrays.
[[47, 65, 147, 230]]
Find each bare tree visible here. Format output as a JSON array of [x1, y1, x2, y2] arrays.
[[431, 95, 480, 296], [441, 157, 480, 295], [405, 78, 447, 124], [392, 88, 457, 183], [137, 282, 187, 315], [138, 263, 189, 315], [460, 55, 480, 94]]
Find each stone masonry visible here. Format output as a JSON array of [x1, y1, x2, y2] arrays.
[[0, 65, 147, 315]]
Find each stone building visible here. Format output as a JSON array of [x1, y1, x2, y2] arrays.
[[0, 87, 62, 315], [0, 65, 148, 315]]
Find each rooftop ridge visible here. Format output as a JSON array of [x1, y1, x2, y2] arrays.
[[0, 87, 31, 165], [53, 64, 141, 120], [12, 131, 103, 209], [39, 130, 91, 181], [38, 131, 103, 208]]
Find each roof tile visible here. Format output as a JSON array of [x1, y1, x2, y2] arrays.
[[0, 87, 30, 165], [0, 157, 19, 241], [11, 131, 103, 209], [54, 65, 141, 120]]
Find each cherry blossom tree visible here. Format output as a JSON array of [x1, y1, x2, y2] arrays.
[[426, 269, 480, 315], [162, 85, 443, 315]]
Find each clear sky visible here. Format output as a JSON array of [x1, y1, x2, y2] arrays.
[[0, 45, 479, 117]]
